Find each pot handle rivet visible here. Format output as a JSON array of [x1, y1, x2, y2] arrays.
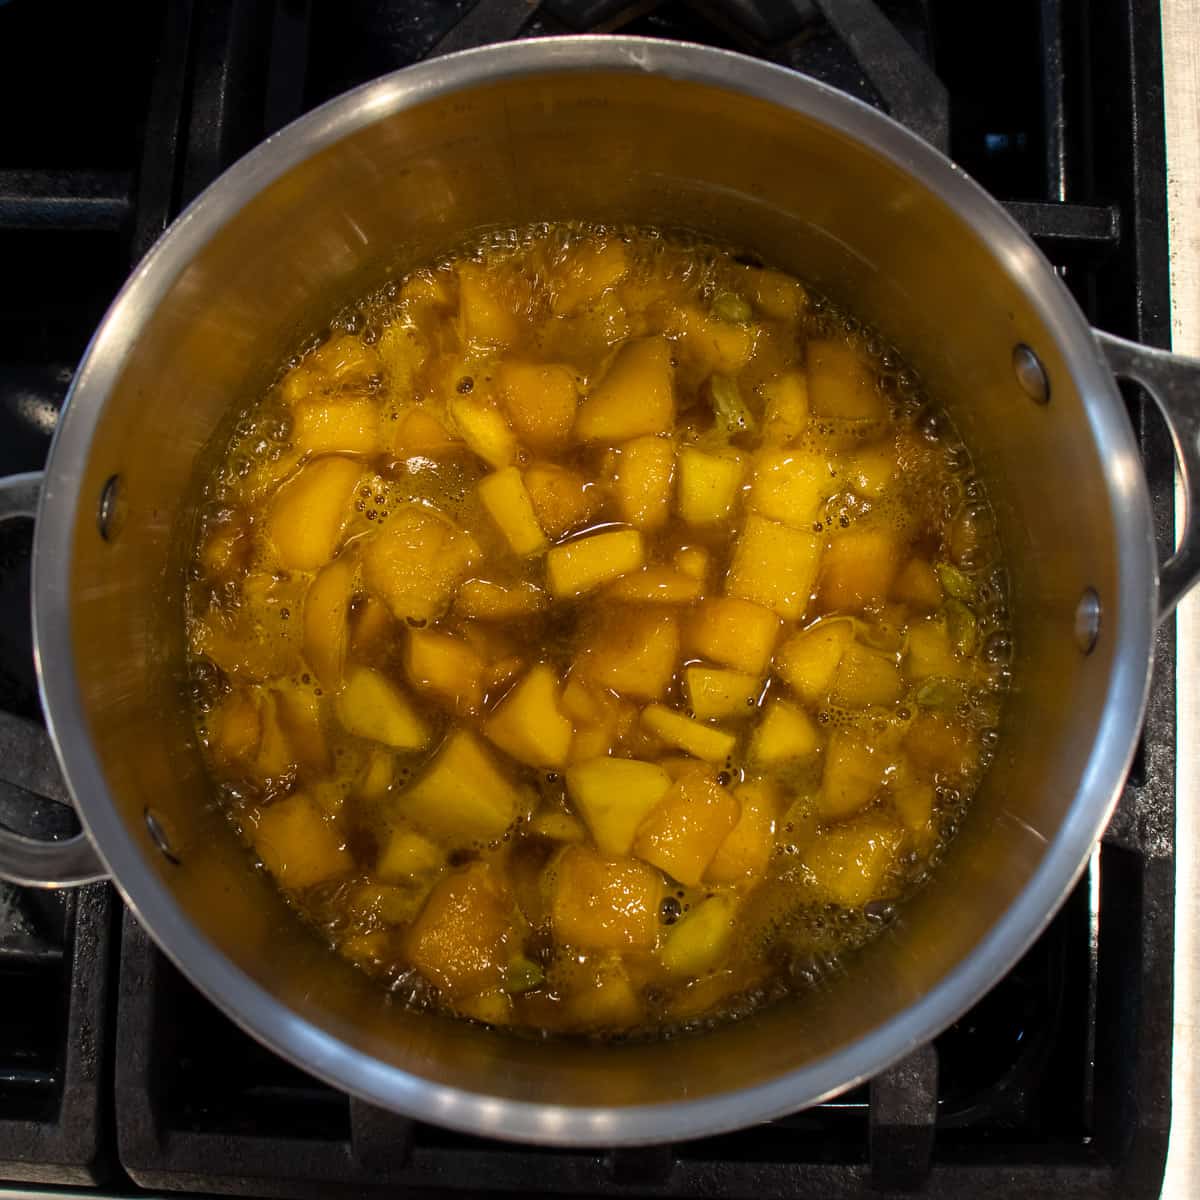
[[144, 806, 181, 866], [1012, 344, 1050, 404], [97, 473, 125, 542], [1074, 588, 1101, 654]]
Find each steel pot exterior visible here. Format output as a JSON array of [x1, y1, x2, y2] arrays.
[[19, 39, 1163, 1144]]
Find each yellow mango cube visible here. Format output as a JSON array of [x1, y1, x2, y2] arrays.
[[820, 730, 892, 819], [749, 448, 836, 527], [817, 527, 903, 613], [405, 627, 484, 714], [483, 664, 574, 768], [551, 240, 629, 314], [336, 666, 430, 750], [303, 556, 355, 689], [266, 455, 362, 571], [447, 396, 517, 468], [272, 682, 330, 772], [684, 666, 761, 719], [292, 396, 381, 456], [392, 406, 457, 456], [253, 793, 351, 889], [847, 441, 898, 498], [673, 305, 756, 372], [801, 814, 904, 907], [527, 808, 588, 843], [546, 528, 644, 598], [350, 594, 393, 654], [362, 505, 481, 623], [829, 643, 903, 708], [806, 340, 886, 420], [454, 578, 547, 621], [633, 771, 740, 886], [456, 263, 520, 346], [376, 827, 443, 882], [890, 761, 936, 837], [906, 713, 977, 779], [674, 544, 711, 582], [761, 370, 810, 445], [405, 862, 513, 996], [603, 566, 701, 605], [523, 462, 602, 539], [707, 779, 777, 883], [640, 704, 737, 764], [207, 689, 261, 765], [400, 730, 520, 845], [575, 337, 674, 442], [478, 466, 548, 557], [356, 748, 396, 800], [892, 557, 943, 609], [685, 596, 781, 675], [775, 619, 854, 705], [551, 845, 662, 951], [497, 361, 578, 451], [747, 268, 807, 320], [660, 896, 736, 976], [456, 989, 514, 1025], [677, 446, 747, 525], [615, 435, 675, 530], [565, 756, 673, 855], [562, 966, 642, 1032], [726, 514, 822, 620], [252, 691, 294, 777], [749, 698, 820, 765], [579, 608, 679, 701], [906, 618, 967, 680]]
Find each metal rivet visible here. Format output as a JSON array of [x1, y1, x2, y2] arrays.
[[1012, 344, 1050, 404], [144, 806, 181, 865], [97, 474, 126, 542], [1074, 588, 1101, 654]]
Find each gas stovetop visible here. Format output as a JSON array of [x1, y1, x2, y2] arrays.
[[0, 2, 1176, 1196]]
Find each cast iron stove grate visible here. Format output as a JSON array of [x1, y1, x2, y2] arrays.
[[0, 1, 1175, 1196]]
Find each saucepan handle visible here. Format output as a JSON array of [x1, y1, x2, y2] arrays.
[[1095, 329, 1200, 621], [0, 471, 107, 887]]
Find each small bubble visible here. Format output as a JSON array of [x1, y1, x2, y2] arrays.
[[456, 376, 475, 394], [406, 616, 428, 628], [660, 896, 682, 925]]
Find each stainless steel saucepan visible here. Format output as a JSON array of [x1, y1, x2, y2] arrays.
[[1, 37, 1197, 1145]]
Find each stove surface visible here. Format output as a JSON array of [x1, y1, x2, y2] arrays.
[[0, 1, 1177, 1196]]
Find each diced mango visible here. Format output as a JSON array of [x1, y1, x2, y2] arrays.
[[847, 441, 897, 498], [775, 619, 854, 705], [749, 698, 820, 765], [551, 240, 629, 314], [273, 682, 330, 772], [350, 594, 393, 655], [456, 263, 520, 346], [336, 666, 430, 750], [362, 505, 481, 623], [266, 456, 362, 570], [562, 965, 642, 1031], [614, 435, 674, 530], [447, 396, 517, 469], [478, 466, 548, 557], [817, 527, 902, 612], [660, 895, 736, 976], [761, 370, 810, 445], [676, 446, 747, 525], [307, 333, 382, 386], [455, 578, 547, 621], [392, 406, 457, 455], [801, 813, 904, 907], [632, 771, 740, 886], [546, 528, 644, 598], [405, 862, 514, 996], [578, 608, 679, 700], [906, 713, 977, 778], [483, 664, 574, 768], [497, 361, 578, 451], [523, 462, 603, 539], [251, 691, 294, 777], [604, 566, 702, 605], [892, 557, 943, 608], [749, 448, 835, 527], [641, 705, 736, 764], [303, 556, 355, 689], [684, 666, 761, 719], [829, 643, 903, 708], [253, 793, 351, 889], [575, 337, 674, 442], [890, 760, 936, 837], [565, 757, 673, 855], [356, 747, 396, 800], [400, 730, 520, 845], [207, 688, 261, 766], [906, 619, 967, 680], [376, 827, 443, 882], [551, 845, 662, 950], [375, 321, 427, 396], [807, 340, 886, 420], [820, 730, 892, 819], [527, 808, 588, 843], [707, 779, 777, 883], [672, 304, 756, 372], [405, 627, 484, 714], [293, 396, 381, 456], [456, 989, 514, 1025], [685, 596, 781, 675], [674, 545, 711, 582], [726, 514, 822, 620], [747, 268, 807, 320]]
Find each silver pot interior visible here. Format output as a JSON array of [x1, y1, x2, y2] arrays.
[[49, 43, 1152, 1141]]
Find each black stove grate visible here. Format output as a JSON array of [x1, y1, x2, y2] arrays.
[[0, 0, 1175, 1196]]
